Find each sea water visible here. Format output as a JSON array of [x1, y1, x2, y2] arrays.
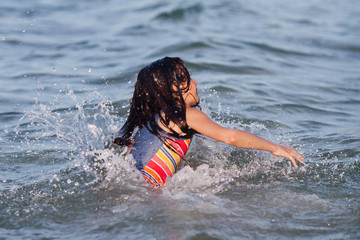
[[0, 0, 359, 239]]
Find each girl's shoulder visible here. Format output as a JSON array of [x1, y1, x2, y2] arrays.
[[186, 107, 208, 123]]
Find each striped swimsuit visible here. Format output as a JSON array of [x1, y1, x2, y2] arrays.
[[131, 125, 191, 188]]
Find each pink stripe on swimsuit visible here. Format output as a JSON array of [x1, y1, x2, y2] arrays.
[[131, 126, 191, 188]]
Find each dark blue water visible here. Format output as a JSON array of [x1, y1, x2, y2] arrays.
[[1, 0, 359, 239]]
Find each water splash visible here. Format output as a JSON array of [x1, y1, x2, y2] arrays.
[[11, 86, 309, 195], [17, 88, 120, 153], [3, 86, 356, 239]]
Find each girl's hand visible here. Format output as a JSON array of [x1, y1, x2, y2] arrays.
[[271, 145, 304, 167]]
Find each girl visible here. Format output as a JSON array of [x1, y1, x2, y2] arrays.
[[114, 57, 304, 188]]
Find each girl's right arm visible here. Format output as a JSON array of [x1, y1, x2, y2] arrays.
[[186, 107, 304, 167]]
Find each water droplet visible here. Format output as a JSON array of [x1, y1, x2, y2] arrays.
[[67, 179, 72, 184], [88, 68, 92, 73], [22, 29, 26, 33], [1, 36, 5, 41], [73, 66, 77, 70], [53, 67, 56, 71]]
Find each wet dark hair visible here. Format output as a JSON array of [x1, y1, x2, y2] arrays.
[[114, 56, 198, 146]]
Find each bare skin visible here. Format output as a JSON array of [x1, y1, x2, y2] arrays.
[[182, 78, 304, 167], [186, 107, 304, 167]]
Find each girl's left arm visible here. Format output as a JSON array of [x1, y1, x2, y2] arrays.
[[186, 108, 304, 167]]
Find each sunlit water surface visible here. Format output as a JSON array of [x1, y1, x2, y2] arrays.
[[0, 0, 359, 239]]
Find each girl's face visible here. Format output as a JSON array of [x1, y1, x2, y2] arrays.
[[182, 78, 199, 107]]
